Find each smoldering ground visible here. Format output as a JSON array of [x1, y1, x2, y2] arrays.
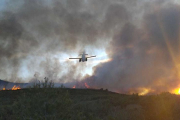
[[0, 0, 180, 94]]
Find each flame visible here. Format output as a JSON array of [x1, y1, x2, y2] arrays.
[[12, 85, 21, 90], [172, 88, 180, 95], [0, 87, 6, 91], [135, 88, 154, 96], [139, 88, 150, 95], [84, 83, 90, 88], [0, 85, 21, 91], [72, 85, 76, 88]]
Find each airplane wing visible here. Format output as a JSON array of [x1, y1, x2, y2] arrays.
[[86, 56, 96, 58], [69, 58, 81, 59]]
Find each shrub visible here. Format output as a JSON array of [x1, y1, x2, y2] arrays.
[[32, 77, 54, 88]]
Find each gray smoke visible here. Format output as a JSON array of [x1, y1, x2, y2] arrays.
[[0, 0, 180, 94], [0, 0, 108, 82], [83, 0, 180, 94]]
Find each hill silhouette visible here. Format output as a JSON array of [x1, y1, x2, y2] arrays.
[[0, 88, 180, 120], [0, 79, 28, 89]]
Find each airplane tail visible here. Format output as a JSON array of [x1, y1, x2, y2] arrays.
[[79, 54, 88, 55]]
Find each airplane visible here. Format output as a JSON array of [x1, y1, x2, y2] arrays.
[[69, 51, 96, 62]]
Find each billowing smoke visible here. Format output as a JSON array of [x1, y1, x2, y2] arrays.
[[0, 0, 180, 94], [83, 0, 180, 94], [0, 0, 108, 82]]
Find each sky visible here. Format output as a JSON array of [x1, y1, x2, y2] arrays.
[[1, 0, 180, 94]]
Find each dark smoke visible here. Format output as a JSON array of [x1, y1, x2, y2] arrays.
[[83, 0, 180, 94], [0, 0, 180, 94]]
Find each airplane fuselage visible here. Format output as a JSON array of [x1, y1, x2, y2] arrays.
[[80, 52, 87, 62], [69, 51, 95, 62]]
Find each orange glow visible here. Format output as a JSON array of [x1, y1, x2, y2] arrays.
[[98, 58, 112, 63], [84, 83, 90, 88], [72, 85, 76, 88], [178, 89, 180, 94], [11, 85, 21, 90], [139, 88, 150, 95], [172, 88, 180, 95], [0, 85, 21, 91], [137, 88, 155, 96]]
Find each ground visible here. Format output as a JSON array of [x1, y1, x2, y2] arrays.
[[0, 88, 180, 120]]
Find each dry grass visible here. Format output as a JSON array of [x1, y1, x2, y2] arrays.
[[0, 87, 180, 120]]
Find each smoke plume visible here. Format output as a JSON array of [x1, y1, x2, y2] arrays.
[[84, 0, 180, 94], [0, 0, 180, 94]]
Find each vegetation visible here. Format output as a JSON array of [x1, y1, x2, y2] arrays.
[[32, 77, 54, 88], [0, 86, 180, 119]]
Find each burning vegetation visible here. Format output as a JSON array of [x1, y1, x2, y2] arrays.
[[0, 85, 21, 91], [72, 82, 90, 89], [171, 88, 180, 95]]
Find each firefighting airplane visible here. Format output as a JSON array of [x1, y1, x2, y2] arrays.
[[69, 51, 96, 62]]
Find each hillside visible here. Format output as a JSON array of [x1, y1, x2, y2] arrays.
[[0, 79, 28, 89], [0, 88, 180, 120]]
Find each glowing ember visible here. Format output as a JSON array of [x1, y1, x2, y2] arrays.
[[72, 85, 76, 88], [84, 83, 90, 88], [11, 85, 21, 90]]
